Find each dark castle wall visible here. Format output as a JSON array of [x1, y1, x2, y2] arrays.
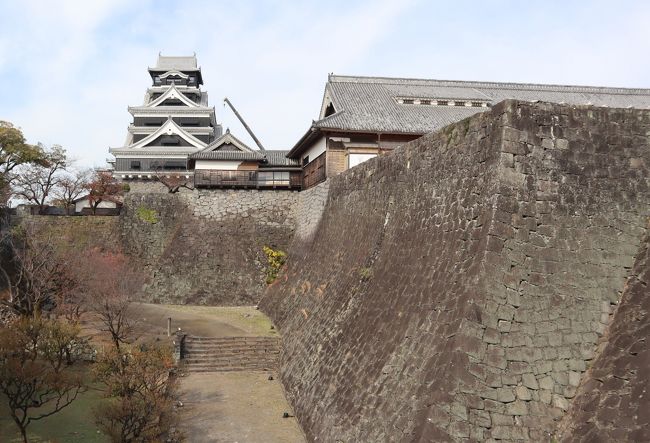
[[259, 101, 650, 442], [558, 231, 650, 442]]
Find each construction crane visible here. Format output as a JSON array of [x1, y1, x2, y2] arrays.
[[223, 97, 265, 152]]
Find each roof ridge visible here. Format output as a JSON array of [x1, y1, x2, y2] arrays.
[[328, 74, 650, 95]]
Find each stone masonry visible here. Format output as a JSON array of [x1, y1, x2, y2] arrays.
[[260, 101, 650, 442], [557, 230, 650, 442], [119, 189, 298, 305]]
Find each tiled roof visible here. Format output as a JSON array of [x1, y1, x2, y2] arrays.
[[190, 150, 264, 160], [190, 149, 299, 166], [263, 150, 300, 166], [151, 55, 198, 71], [317, 75, 650, 134]]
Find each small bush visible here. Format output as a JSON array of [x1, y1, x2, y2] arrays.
[[263, 246, 287, 284], [136, 206, 159, 224], [358, 267, 373, 281]]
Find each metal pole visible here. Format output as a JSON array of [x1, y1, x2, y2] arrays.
[[167, 317, 172, 337], [223, 97, 266, 151]]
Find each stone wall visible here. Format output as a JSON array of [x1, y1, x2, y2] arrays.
[[291, 179, 330, 244], [259, 101, 650, 442], [557, 230, 650, 442], [119, 189, 298, 305], [17, 215, 121, 253], [19, 186, 300, 306]]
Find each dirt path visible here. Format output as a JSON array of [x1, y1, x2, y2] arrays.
[[128, 303, 304, 442], [178, 372, 305, 443]]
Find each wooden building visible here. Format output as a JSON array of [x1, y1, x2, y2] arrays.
[[189, 130, 301, 189], [288, 74, 650, 188]]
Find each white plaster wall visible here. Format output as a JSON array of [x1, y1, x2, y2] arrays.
[[303, 136, 326, 164], [75, 199, 117, 213], [195, 160, 242, 170]]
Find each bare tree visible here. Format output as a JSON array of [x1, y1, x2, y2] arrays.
[[153, 167, 193, 193], [0, 225, 73, 317], [12, 145, 67, 214], [83, 251, 144, 351], [86, 170, 123, 215], [94, 345, 178, 442], [0, 316, 86, 443], [53, 168, 91, 214]]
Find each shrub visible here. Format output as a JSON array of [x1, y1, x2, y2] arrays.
[[263, 246, 287, 284], [136, 206, 159, 224]]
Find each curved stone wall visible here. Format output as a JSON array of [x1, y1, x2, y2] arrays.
[[260, 101, 650, 442]]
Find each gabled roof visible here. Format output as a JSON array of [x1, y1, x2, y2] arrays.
[[122, 117, 207, 150], [159, 70, 189, 79], [189, 131, 299, 166], [147, 84, 199, 108], [288, 74, 650, 158], [189, 130, 262, 160], [149, 55, 198, 71], [262, 150, 300, 167], [148, 54, 203, 84], [318, 74, 650, 134]]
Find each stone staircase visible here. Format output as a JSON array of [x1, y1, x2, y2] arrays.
[[182, 335, 281, 372]]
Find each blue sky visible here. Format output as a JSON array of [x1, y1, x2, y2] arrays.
[[0, 0, 648, 167]]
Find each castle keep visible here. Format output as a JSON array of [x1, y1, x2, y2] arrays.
[[109, 54, 300, 189]]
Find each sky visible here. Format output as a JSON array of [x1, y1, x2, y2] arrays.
[[0, 0, 649, 168]]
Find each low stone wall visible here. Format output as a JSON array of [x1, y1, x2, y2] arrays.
[[17, 215, 121, 253], [260, 101, 650, 442], [119, 189, 298, 305], [190, 189, 298, 226]]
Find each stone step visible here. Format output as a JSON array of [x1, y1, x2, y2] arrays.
[[183, 352, 280, 358], [187, 366, 275, 373], [186, 338, 279, 344], [184, 357, 278, 364], [181, 335, 281, 372], [184, 345, 280, 352]]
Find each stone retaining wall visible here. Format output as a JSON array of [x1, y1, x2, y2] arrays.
[[260, 101, 650, 442]]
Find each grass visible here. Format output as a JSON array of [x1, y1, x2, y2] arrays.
[[0, 384, 108, 443], [155, 304, 276, 337]]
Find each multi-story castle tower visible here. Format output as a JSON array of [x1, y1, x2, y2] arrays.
[[109, 54, 222, 178]]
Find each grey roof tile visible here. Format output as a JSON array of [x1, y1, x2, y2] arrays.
[[318, 75, 650, 134], [151, 55, 199, 71]]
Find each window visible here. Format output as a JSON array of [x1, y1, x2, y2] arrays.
[[402, 99, 414, 104], [164, 161, 185, 171], [302, 155, 310, 167], [437, 100, 448, 106], [471, 102, 483, 107], [454, 101, 466, 107], [420, 99, 431, 105], [154, 76, 161, 86], [258, 171, 290, 185], [130, 160, 141, 170], [348, 153, 377, 168]]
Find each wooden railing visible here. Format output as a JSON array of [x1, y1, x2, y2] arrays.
[[194, 170, 302, 189]]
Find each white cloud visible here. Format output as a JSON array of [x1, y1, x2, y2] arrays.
[[0, 0, 648, 168]]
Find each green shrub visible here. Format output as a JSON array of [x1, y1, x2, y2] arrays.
[[358, 267, 373, 281], [136, 206, 159, 224]]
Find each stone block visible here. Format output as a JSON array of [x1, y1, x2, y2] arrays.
[[522, 373, 539, 390], [515, 386, 532, 401]]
